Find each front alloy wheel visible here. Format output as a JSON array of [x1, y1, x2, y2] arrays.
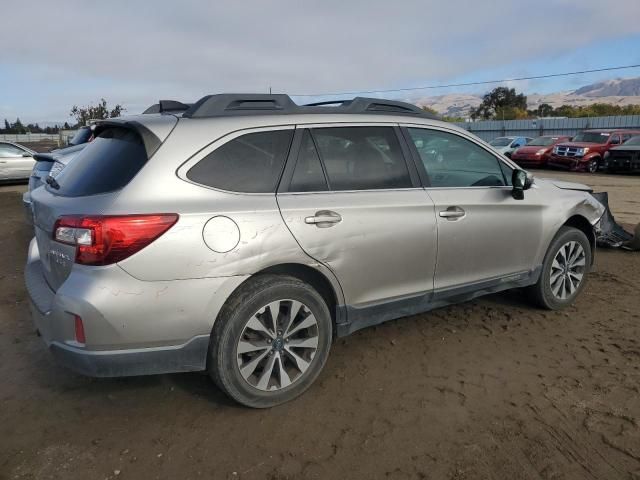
[[549, 241, 586, 300], [527, 226, 592, 310]]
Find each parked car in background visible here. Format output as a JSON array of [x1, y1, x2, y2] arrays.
[[60, 125, 95, 149], [488, 136, 533, 158], [606, 135, 640, 173], [510, 136, 571, 168], [547, 129, 640, 173], [22, 143, 89, 224], [25, 94, 604, 408], [0, 141, 36, 181]]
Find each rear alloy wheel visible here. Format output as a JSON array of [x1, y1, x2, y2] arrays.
[[527, 226, 592, 309], [236, 299, 319, 391], [209, 275, 332, 408]]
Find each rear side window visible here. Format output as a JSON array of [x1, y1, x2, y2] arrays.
[[187, 130, 293, 193], [289, 131, 329, 192], [310, 127, 411, 191], [53, 127, 147, 197]]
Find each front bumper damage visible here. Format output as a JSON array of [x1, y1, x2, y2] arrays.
[[591, 192, 638, 251]]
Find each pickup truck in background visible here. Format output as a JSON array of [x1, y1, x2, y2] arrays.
[[547, 129, 640, 173]]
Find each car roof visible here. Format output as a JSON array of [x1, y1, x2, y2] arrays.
[[583, 128, 640, 133]]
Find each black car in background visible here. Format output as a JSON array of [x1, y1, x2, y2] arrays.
[[607, 136, 640, 173]]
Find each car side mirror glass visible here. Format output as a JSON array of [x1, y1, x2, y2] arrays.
[[511, 169, 532, 200]]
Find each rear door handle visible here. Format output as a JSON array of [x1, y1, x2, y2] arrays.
[[305, 210, 342, 227], [439, 206, 466, 220]]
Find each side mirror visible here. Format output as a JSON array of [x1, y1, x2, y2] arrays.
[[22, 152, 32, 157], [512, 169, 532, 200]]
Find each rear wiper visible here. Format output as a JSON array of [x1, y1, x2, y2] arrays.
[[46, 175, 60, 190]]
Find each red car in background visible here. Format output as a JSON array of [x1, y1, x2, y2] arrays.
[[547, 129, 640, 173], [510, 136, 571, 168]]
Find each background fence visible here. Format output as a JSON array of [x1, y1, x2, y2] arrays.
[[454, 115, 640, 142]]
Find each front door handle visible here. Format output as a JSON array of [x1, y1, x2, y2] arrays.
[[439, 206, 466, 220], [305, 210, 342, 228]]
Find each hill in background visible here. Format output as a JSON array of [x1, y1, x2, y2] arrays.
[[414, 77, 640, 118]]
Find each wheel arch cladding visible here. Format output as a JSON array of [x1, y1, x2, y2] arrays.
[[563, 215, 596, 264], [212, 263, 339, 333]]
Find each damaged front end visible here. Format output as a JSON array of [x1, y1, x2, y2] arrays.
[[591, 192, 639, 251]]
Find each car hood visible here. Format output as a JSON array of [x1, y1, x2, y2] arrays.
[[538, 177, 592, 192], [610, 145, 640, 151], [491, 145, 511, 153], [515, 145, 548, 154], [556, 141, 603, 148]]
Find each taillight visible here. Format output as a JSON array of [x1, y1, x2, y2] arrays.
[[53, 214, 179, 265]]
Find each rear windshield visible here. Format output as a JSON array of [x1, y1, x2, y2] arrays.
[[68, 127, 93, 146], [51, 127, 148, 197]]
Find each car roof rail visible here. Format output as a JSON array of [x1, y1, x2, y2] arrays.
[[182, 94, 438, 119], [143, 100, 192, 114]]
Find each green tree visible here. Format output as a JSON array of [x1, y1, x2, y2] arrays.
[[69, 98, 125, 126], [3, 119, 10, 131], [421, 106, 439, 116], [12, 118, 26, 134], [537, 103, 553, 117], [470, 87, 528, 120]]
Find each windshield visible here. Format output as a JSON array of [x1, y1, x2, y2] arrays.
[[489, 137, 512, 147], [623, 136, 640, 146], [527, 136, 559, 146], [68, 127, 93, 146], [572, 132, 610, 143]]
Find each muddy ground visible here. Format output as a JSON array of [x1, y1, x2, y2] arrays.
[[1, 172, 639, 480]]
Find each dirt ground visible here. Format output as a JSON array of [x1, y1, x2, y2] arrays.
[[1, 172, 639, 480]]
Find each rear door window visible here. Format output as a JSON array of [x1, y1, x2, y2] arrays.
[[289, 131, 329, 192], [52, 127, 148, 197], [187, 130, 293, 193], [310, 126, 412, 191]]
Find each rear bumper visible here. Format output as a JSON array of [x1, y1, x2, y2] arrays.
[[25, 237, 247, 377], [48, 335, 210, 377]]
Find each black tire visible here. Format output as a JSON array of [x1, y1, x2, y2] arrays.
[[209, 275, 332, 408], [527, 226, 592, 310], [587, 158, 599, 173]]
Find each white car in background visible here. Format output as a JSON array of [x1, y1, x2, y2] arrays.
[[0, 141, 36, 181], [489, 136, 533, 158]]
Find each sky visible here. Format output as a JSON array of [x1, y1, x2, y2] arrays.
[[1, 0, 640, 124]]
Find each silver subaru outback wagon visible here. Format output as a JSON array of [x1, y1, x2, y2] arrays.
[[25, 94, 604, 407]]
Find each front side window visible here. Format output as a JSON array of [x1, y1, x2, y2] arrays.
[[609, 135, 621, 145], [489, 137, 512, 147], [187, 129, 293, 193], [0, 144, 25, 158], [310, 126, 411, 191], [408, 128, 506, 188]]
